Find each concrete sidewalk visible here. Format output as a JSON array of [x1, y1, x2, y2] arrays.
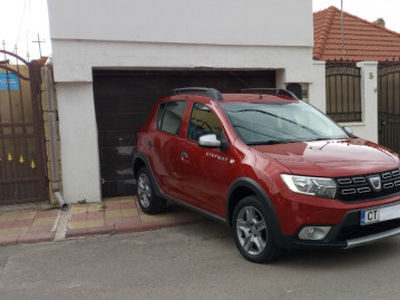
[[0, 196, 204, 245]]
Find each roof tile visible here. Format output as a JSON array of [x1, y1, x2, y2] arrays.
[[314, 6, 400, 61]]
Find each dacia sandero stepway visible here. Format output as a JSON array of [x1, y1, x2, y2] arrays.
[[133, 87, 400, 263]]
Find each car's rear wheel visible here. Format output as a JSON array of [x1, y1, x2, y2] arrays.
[[137, 167, 166, 214], [232, 196, 281, 263]]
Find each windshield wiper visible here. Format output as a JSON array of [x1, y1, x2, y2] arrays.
[[306, 137, 345, 142], [247, 139, 301, 146]]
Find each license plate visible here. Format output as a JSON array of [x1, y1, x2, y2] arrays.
[[361, 209, 379, 225], [361, 202, 400, 226]]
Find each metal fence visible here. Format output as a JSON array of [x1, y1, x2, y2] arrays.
[[325, 60, 361, 123], [378, 59, 400, 154]]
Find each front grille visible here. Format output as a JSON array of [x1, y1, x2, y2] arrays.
[[335, 169, 400, 202], [337, 219, 400, 240]]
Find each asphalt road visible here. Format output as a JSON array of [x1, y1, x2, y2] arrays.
[[1, 219, 400, 300]]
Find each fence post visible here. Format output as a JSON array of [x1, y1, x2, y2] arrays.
[[309, 60, 326, 112], [355, 61, 378, 142]]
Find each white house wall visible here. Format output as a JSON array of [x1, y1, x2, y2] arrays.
[[51, 41, 314, 83], [49, 0, 314, 83], [49, 0, 312, 46], [47, 0, 314, 203], [56, 82, 101, 202]]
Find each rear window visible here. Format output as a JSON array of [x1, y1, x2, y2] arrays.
[[157, 101, 187, 135]]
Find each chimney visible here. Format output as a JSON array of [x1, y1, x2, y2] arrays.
[[373, 18, 386, 27]]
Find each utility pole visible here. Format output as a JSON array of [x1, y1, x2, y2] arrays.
[[32, 34, 46, 57], [341, 0, 345, 51]]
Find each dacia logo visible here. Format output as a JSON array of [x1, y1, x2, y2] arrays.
[[368, 175, 382, 192]]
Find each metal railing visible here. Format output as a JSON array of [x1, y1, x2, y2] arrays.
[[325, 60, 361, 123]]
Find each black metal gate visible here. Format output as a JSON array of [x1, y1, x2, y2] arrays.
[[325, 60, 362, 123], [0, 50, 48, 204], [378, 60, 400, 154]]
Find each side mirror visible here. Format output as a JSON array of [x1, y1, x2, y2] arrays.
[[198, 134, 221, 148]]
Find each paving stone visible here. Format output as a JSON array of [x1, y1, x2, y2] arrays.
[[0, 197, 204, 245], [12, 219, 33, 227], [32, 217, 56, 226], [15, 211, 37, 220]]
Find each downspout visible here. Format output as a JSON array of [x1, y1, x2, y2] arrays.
[[44, 67, 68, 211]]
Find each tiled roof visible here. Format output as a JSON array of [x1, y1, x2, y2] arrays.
[[314, 6, 400, 62]]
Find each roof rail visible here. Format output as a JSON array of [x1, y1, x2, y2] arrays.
[[240, 88, 298, 99], [170, 87, 223, 100]]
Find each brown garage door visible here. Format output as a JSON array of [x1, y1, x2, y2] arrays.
[[93, 70, 275, 197]]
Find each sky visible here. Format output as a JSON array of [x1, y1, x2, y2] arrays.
[[0, 0, 51, 61], [1, 0, 400, 62], [313, 0, 400, 33]]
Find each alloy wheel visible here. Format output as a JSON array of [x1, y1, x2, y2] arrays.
[[236, 206, 268, 255], [137, 173, 152, 208]]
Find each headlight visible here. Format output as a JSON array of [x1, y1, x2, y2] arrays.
[[281, 174, 337, 199]]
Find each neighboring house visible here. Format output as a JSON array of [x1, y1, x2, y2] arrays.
[[46, 0, 323, 204], [314, 6, 400, 62], [313, 6, 400, 154]]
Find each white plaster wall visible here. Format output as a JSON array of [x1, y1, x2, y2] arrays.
[[308, 60, 326, 112], [57, 82, 101, 202], [51, 41, 314, 83], [48, 0, 312, 47], [48, 0, 314, 83]]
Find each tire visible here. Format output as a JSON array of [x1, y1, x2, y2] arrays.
[[136, 167, 166, 214], [232, 196, 281, 263]]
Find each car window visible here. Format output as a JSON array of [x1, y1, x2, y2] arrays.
[[157, 101, 187, 135], [187, 103, 225, 142], [221, 101, 348, 145]]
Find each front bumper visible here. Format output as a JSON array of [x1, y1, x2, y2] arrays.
[[345, 226, 400, 249], [277, 205, 400, 249]]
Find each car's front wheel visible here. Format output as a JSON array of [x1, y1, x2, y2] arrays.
[[137, 167, 166, 214], [232, 196, 281, 263]]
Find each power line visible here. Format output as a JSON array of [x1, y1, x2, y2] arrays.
[[15, 0, 29, 49]]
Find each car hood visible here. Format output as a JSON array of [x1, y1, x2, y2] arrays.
[[253, 138, 400, 177]]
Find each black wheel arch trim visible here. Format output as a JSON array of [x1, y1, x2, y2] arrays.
[[226, 177, 283, 238], [133, 151, 148, 176], [133, 151, 164, 197]]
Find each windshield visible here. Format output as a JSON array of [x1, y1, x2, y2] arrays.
[[221, 101, 349, 145]]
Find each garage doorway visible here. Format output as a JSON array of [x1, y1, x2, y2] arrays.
[[93, 70, 275, 197]]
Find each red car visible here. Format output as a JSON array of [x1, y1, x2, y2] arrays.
[[133, 87, 400, 263]]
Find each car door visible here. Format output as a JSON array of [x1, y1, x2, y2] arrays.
[[178, 103, 238, 217], [150, 100, 187, 199]]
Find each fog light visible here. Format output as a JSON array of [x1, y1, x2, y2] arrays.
[[298, 226, 331, 241]]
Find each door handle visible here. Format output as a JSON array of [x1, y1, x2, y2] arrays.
[[181, 152, 189, 159]]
